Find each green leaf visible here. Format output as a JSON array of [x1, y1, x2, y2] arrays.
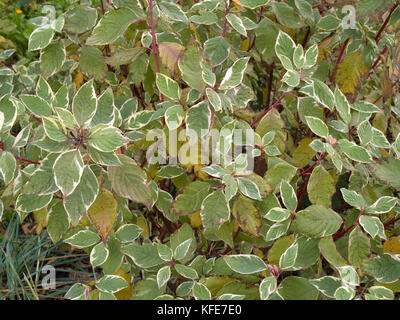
[[108, 154, 152, 208], [305, 116, 329, 138], [156, 73, 180, 101], [200, 189, 230, 233], [237, 177, 262, 201], [272, 2, 301, 29], [359, 215, 386, 240], [90, 242, 109, 267], [171, 181, 210, 215], [159, 2, 188, 23], [348, 226, 371, 269], [226, 14, 247, 37], [265, 207, 291, 223], [282, 70, 300, 87], [79, 46, 107, 81], [88, 124, 126, 152], [369, 158, 400, 189], [259, 276, 277, 300], [278, 276, 318, 300], [319, 236, 347, 268], [115, 224, 142, 243], [28, 27, 54, 51], [0, 150, 16, 185], [352, 101, 380, 113], [303, 44, 318, 68], [317, 15, 341, 31], [279, 242, 299, 270], [64, 166, 99, 226], [310, 276, 341, 298], [292, 205, 342, 238], [367, 196, 398, 214], [219, 57, 250, 90], [204, 37, 230, 67], [334, 87, 351, 124], [340, 188, 366, 209], [307, 165, 335, 207], [20, 95, 52, 117], [106, 47, 145, 67], [65, 283, 88, 300], [224, 254, 267, 274], [313, 79, 335, 111], [64, 5, 98, 34], [174, 239, 193, 261], [122, 243, 164, 268], [164, 104, 184, 130], [42, 117, 67, 142], [53, 150, 84, 196], [280, 181, 297, 212], [96, 275, 128, 293], [338, 139, 373, 163], [357, 120, 373, 145], [156, 165, 184, 179], [91, 87, 115, 126], [206, 88, 221, 111], [47, 201, 69, 243], [186, 101, 211, 138], [41, 40, 65, 78], [157, 266, 171, 289], [178, 45, 205, 92], [72, 79, 97, 127], [363, 254, 400, 283], [65, 229, 100, 248], [239, 0, 270, 9], [86, 8, 137, 45], [192, 282, 211, 300], [334, 286, 355, 300], [175, 264, 198, 280]]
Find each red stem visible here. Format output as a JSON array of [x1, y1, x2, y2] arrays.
[[149, 0, 164, 102], [251, 92, 297, 127], [384, 216, 400, 228], [333, 209, 364, 241], [0, 144, 41, 165], [375, 4, 399, 43], [212, 5, 230, 73], [329, 38, 349, 84]]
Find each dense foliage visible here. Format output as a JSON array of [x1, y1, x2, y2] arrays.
[[1, 0, 400, 300]]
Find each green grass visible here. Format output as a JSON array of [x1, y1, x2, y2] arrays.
[[0, 213, 93, 300]]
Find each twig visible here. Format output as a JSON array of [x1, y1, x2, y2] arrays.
[[375, 3, 399, 43], [251, 92, 297, 127], [149, 0, 164, 102]]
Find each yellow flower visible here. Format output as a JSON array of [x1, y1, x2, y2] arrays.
[[15, 9, 23, 14]]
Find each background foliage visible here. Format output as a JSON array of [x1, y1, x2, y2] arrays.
[[1, 0, 400, 300]]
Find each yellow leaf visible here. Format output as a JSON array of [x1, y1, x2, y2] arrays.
[[232, 197, 262, 236], [383, 236, 400, 254], [158, 42, 185, 73], [335, 52, 368, 101], [290, 137, 317, 167], [232, 0, 245, 11], [87, 188, 118, 241], [317, 33, 336, 62], [136, 215, 150, 239], [194, 164, 209, 180], [34, 207, 47, 234], [73, 68, 84, 91], [240, 39, 250, 51], [267, 234, 295, 266], [114, 267, 133, 300], [189, 210, 202, 228]]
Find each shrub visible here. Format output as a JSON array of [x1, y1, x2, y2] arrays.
[[1, 0, 400, 300]]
